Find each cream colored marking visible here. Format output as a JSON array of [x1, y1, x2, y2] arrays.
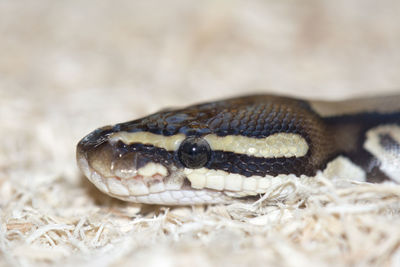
[[107, 178, 130, 196], [110, 131, 186, 151], [364, 124, 400, 182], [126, 179, 149, 196], [242, 177, 257, 193], [322, 156, 366, 182], [149, 182, 166, 193], [203, 133, 308, 158], [159, 192, 175, 203], [186, 173, 206, 189], [171, 191, 184, 199], [120, 190, 229, 205], [184, 168, 314, 197], [91, 171, 109, 193], [225, 173, 243, 191], [257, 178, 270, 191], [138, 162, 168, 177], [206, 171, 225, 190]]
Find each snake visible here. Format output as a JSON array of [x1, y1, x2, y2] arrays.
[[76, 94, 400, 205]]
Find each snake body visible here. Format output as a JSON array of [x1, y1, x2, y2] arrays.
[[77, 95, 400, 205]]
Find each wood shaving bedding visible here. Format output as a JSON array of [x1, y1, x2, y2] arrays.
[[1, 0, 400, 266]]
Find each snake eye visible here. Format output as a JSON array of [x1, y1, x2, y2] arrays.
[[178, 137, 211, 168]]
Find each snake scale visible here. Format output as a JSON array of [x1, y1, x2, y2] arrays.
[[77, 94, 400, 205]]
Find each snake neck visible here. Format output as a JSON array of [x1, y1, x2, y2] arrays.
[[324, 112, 400, 182]]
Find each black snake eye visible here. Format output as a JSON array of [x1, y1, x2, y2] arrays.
[[178, 137, 211, 168]]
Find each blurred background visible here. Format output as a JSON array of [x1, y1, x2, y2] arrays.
[[1, 1, 400, 265], [2, 0, 400, 181], [1, 0, 400, 181], [2, 1, 400, 108]]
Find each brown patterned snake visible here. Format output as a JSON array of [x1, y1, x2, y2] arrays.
[[77, 95, 400, 205]]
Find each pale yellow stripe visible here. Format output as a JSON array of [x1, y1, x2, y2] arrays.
[[109, 131, 186, 151], [203, 133, 308, 158], [110, 131, 308, 158]]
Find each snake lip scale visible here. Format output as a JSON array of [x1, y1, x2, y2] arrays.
[[76, 94, 400, 205]]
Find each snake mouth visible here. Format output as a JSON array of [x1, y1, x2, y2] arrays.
[[76, 127, 227, 205]]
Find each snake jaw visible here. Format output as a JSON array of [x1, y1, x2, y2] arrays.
[[77, 150, 227, 204], [76, 127, 228, 204]]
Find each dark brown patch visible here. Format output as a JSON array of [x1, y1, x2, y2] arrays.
[[325, 112, 400, 183], [379, 133, 400, 153]]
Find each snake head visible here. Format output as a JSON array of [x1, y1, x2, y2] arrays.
[[77, 95, 332, 205]]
